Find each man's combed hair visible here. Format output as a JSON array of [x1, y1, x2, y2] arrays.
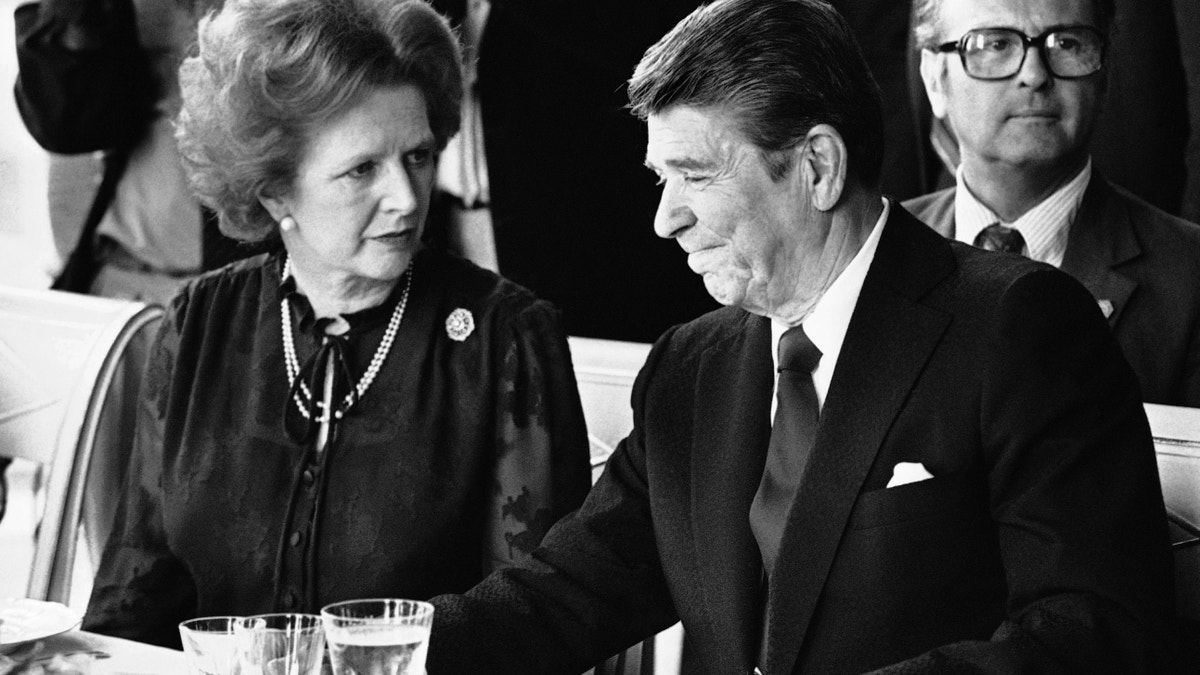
[[627, 0, 885, 188], [912, 0, 1117, 50], [176, 0, 463, 241]]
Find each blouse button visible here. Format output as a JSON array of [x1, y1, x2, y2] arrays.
[[302, 469, 315, 486], [290, 531, 303, 547]]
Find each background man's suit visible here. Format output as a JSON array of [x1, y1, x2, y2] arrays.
[[428, 206, 1174, 674], [905, 174, 1200, 407]]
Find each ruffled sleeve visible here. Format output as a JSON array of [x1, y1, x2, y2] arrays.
[[483, 299, 591, 572], [82, 291, 198, 649]]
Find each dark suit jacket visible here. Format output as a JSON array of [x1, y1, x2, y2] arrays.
[[428, 205, 1175, 674], [904, 174, 1200, 407]]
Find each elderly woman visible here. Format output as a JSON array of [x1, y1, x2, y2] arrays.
[[82, 0, 591, 648]]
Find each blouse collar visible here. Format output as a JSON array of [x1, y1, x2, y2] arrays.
[[276, 252, 419, 339]]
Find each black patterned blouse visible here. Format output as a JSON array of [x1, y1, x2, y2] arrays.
[[82, 248, 592, 648]]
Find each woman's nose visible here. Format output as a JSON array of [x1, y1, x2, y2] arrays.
[[380, 163, 418, 214]]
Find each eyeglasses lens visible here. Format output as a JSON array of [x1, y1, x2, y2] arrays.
[[961, 28, 1102, 79]]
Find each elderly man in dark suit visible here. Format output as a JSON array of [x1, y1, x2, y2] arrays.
[[904, 0, 1200, 407], [426, 0, 1175, 672]]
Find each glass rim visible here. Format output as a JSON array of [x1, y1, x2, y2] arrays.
[[179, 615, 244, 632], [319, 598, 434, 621], [237, 613, 324, 632]]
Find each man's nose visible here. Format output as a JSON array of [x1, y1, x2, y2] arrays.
[[1015, 43, 1052, 89], [653, 181, 695, 239]]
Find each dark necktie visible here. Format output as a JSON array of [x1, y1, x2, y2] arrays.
[[973, 223, 1026, 255], [749, 326, 822, 576]]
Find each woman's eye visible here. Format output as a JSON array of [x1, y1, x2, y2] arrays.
[[404, 149, 433, 167]]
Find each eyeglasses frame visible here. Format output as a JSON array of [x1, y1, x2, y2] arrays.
[[934, 25, 1107, 81]]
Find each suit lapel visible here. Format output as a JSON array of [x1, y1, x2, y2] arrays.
[[763, 207, 955, 674], [1059, 174, 1140, 328], [691, 313, 774, 670]]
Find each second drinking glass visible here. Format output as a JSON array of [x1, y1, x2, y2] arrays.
[[235, 613, 325, 675]]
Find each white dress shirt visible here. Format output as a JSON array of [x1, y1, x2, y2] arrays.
[[952, 159, 1092, 267], [770, 198, 889, 418]]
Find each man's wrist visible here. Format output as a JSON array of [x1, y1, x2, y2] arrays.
[[38, 0, 125, 51]]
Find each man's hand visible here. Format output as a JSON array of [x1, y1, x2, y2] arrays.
[[35, 0, 134, 51]]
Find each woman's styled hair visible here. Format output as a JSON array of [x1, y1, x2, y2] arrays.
[[176, 0, 463, 241], [627, 0, 885, 188]]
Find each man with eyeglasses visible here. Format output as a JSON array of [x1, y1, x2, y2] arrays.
[[905, 0, 1200, 408]]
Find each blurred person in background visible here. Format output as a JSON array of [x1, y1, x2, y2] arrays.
[[14, 0, 253, 307], [82, 0, 590, 648], [8, 0, 256, 535]]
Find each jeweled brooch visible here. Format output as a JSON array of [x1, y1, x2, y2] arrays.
[[446, 308, 475, 342]]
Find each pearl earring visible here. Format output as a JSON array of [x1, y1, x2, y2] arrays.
[[280, 215, 296, 232]]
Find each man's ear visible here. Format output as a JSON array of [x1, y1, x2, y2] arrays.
[[920, 49, 948, 119], [799, 124, 846, 212]]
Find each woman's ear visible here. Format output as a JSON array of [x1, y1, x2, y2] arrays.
[[799, 123, 847, 212], [259, 192, 289, 223]]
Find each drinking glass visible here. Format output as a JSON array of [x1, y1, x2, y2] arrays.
[[320, 599, 434, 675], [235, 613, 325, 675], [179, 616, 243, 675]]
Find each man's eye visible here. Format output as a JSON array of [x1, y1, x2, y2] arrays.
[[967, 31, 1016, 54], [983, 37, 1014, 52], [683, 174, 709, 185], [347, 161, 376, 179], [1054, 36, 1081, 52]]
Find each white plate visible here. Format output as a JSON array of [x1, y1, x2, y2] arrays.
[[0, 598, 82, 653]]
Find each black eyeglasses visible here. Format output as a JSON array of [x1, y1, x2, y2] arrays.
[[935, 26, 1105, 80]]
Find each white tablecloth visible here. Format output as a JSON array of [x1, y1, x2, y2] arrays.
[[29, 630, 184, 674]]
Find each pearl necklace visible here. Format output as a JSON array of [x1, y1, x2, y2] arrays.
[[280, 257, 413, 421]]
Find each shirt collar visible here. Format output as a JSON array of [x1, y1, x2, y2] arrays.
[[771, 197, 889, 409], [953, 159, 1091, 266]]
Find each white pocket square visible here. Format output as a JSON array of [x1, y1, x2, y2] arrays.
[[886, 461, 934, 488]]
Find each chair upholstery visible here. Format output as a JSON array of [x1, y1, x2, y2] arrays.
[[568, 337, 652, 484], [0, 286, 162, 603], [1143, 403, 1200, 668]]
